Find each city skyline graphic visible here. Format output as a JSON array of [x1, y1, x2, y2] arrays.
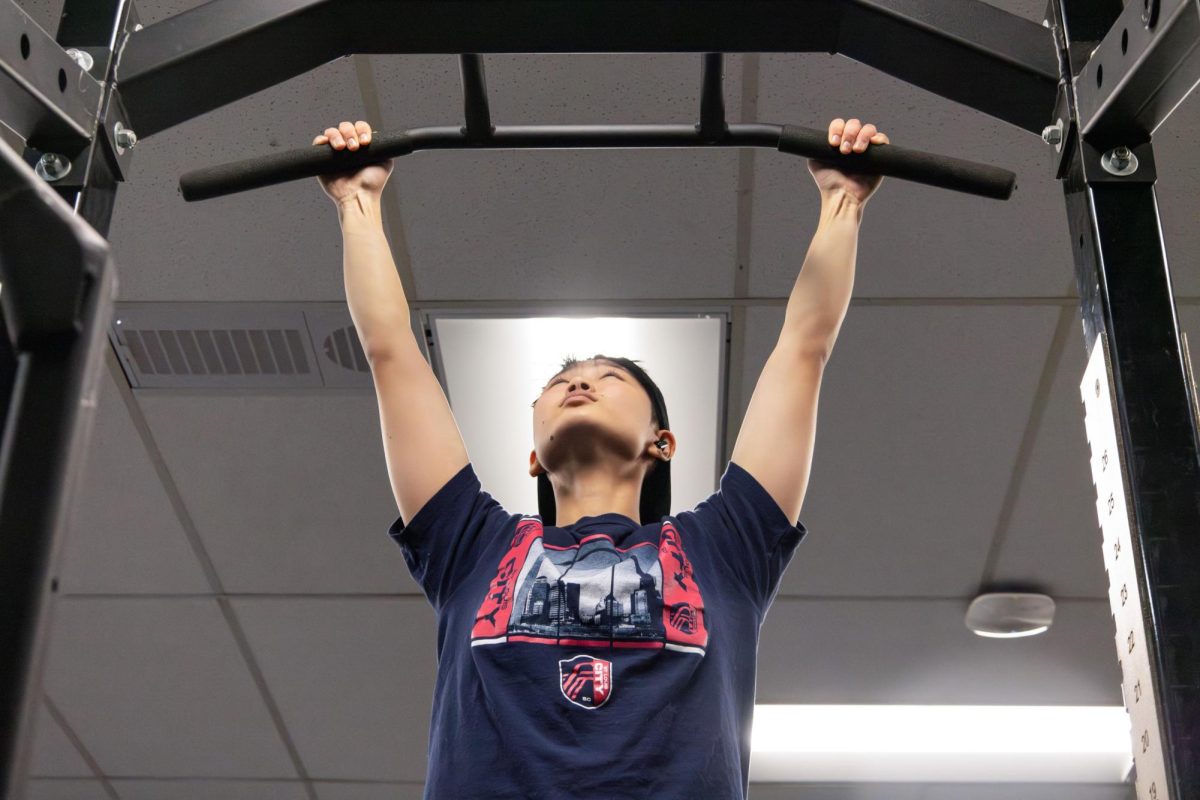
[[471, 518, 709, 655], [508, 537, 666, 644]]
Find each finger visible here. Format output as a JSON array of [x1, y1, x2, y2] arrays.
[[355, 120, 372, 144], [854, 123, 877, 152], [324, 126, 345, 148], [313, 135, 327, 146], [829, 118, 846, 146], [338, 121, 358, 150], [841, 119, 862, 153]]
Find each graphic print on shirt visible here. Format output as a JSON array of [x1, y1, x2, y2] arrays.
[[471, 517, 708, 655], [559, 654, 612, 709]]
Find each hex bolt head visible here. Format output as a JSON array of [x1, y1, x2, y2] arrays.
[[65, 48, 93, 72], [114, 123, 138, 151], [35, 153, 71, 181], [1041, 124, 1062, 145]]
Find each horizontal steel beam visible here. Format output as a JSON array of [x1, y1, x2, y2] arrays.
[[113, 0, 1058, 138], [1072, 0, 1200, 142], [0, 0, 102, 149]]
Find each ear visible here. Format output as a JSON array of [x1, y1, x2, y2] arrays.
[[529, 449, 545, 477], [647, 429, 677, 460]]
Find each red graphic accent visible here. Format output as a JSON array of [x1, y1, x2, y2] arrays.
[[657, 520, 708, 649], [471, 519, 541, 639]]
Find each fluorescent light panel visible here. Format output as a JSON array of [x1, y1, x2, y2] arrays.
[[750, 705, 1132, 784], [432, 315, 724, 516]]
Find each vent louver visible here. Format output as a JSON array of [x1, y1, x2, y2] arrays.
[[109, 303, 375, 389]]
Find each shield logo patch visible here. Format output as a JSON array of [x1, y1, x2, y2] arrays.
[[559, 654, 612, 709]]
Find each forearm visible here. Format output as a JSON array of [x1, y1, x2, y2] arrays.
[[780, 189, 864, 357], [336, 191, 412, 358]]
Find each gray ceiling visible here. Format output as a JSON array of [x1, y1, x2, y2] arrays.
[[17, 0, 1198, 797]]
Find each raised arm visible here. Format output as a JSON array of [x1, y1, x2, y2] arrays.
[[730, 117, 890, 525], [316, 120, 469, 524]]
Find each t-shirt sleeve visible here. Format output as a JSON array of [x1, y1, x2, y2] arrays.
[[676, 459, 808, 612], [386, 463, 512, 611]]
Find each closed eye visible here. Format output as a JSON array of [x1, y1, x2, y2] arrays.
[[547, 371, 621, 388]]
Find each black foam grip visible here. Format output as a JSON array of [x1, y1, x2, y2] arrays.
[[178, 132, 415, 202], [778, 124, 1016, 200]]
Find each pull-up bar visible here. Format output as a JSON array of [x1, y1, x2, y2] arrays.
[[178, 53, 1017, 202]]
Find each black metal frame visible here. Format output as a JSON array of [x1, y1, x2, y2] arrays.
[[1, 0, 1197, 797]]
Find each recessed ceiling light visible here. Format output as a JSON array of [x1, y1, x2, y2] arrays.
[[965, 592, 1056, 638]]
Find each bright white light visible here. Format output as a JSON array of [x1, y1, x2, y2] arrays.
[[750, 705, 1132, 783], [973, 626, 1050, 639]]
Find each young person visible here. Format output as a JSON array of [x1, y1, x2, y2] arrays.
[[315, 116, 889, 799]]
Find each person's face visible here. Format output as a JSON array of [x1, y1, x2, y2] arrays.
[[528, 359, 663, 477]]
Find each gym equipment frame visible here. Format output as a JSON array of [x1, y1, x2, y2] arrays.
[[1, 1, 1197, 797]]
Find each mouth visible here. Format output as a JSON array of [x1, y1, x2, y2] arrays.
[[562, 394, 594, 406]]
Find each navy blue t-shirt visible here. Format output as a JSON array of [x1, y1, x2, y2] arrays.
[[387, 460, 807, 799]]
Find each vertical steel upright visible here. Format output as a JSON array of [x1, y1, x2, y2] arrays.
[[0, 1, 129, 797], [1051, 1, 1200, 797]]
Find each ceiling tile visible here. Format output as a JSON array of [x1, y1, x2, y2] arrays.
[[739, 304, 1061, 597], [135, 392, 419, 594], [756, 597, 1122, 705], [56, 364, 211, 594], [370, 53, 742, 301], [41, 598, 299, 777], [28, 704, 92, 778], [231, 598, 437, 782], [106, 55, 364, 302], [752, 52, 1077, 299]]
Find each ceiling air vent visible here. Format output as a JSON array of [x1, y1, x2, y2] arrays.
[[109, 302, 375, 389]]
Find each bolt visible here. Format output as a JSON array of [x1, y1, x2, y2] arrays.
[[1112, 146, 1132, 169], [1041, 124, 1062, 145], [65, 48, 93, 72], [35, 152, 71, 181], [114, 123, 137, 150]]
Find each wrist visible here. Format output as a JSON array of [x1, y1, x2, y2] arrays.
[[818, 189, 865, 223], [336, 190, 385, 231]]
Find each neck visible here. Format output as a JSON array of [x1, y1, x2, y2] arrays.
[[550, 461, 646, 527]]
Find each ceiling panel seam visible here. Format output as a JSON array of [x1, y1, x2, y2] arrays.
[[976, 278, 1086, 592], [724, 53, 762, 465], [215, 599, 319, 799], [35, 696, 120, 798], [102, 351, 318, 796], [100, 346, 226, 592]]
